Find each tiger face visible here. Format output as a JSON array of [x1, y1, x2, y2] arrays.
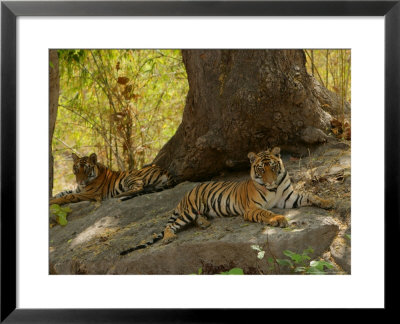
[[248, 147, 284, 189], [71, 153, 99, 187]]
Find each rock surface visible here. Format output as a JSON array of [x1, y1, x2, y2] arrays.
[[50, 188, 339, 274], [50, 142, 351, 275]]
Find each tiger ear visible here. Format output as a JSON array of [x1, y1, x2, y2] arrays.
[[71, 153, 80, 162], [247, 152, 257, 164], [89, 153, 97, 165], [271, 147, 281, 156]]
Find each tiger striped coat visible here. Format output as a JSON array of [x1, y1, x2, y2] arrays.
[[50, 153, 175, 206], [120, 147, 333, 255]]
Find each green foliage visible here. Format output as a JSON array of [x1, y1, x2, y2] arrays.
[[307, 260, 334, 274], [218, 268, 244, 275], [53, 49, 188, 193], [276, 258, 293, 268], [283, 248, 312, 264], [251, 244, 333, 275], [277, 248, 333, 275], [58, 49, 86, 64], [50, 204, 72, 226], [305, 49, 351, 104]]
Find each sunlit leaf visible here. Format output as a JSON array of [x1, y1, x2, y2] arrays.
[[257, 251, 265, 259], [227, 268, 244, 275], [251, 245, 262, 252]]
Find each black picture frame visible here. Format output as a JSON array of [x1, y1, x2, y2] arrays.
[[1, 0, 398, 322]]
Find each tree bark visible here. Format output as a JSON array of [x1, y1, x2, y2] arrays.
[[153, 49, 345, 182], [49, 50, 60, 197]]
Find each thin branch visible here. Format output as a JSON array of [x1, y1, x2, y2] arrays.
[[53, 137, 80, 155], [304, 50, 326, 87], [59, 104, 125, 170]]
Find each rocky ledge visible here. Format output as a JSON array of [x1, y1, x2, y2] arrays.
[[50, 142, 351, 275]]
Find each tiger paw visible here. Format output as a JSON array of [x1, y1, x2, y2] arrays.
[[162, 235, 176, 245], [267, 215, 288, 228], [162, 228, 176, 244], [195, 216, 211, 229]]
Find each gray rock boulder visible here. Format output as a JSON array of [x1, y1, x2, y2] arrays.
[[50, 182, 339, 275]]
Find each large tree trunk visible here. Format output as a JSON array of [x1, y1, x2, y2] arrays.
[[153, 49, 344, 182], [49, 50, 60, 197]]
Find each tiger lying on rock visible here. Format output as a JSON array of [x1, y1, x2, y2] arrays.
[[120, 147, 333, 255], [50, 153, 175, 206]]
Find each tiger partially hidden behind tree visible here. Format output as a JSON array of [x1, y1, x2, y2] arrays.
[[50, 153, 176, 206], [120, 147, 334, 255]]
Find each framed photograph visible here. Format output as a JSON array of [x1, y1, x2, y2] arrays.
[[1, 0, 397, 321]]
